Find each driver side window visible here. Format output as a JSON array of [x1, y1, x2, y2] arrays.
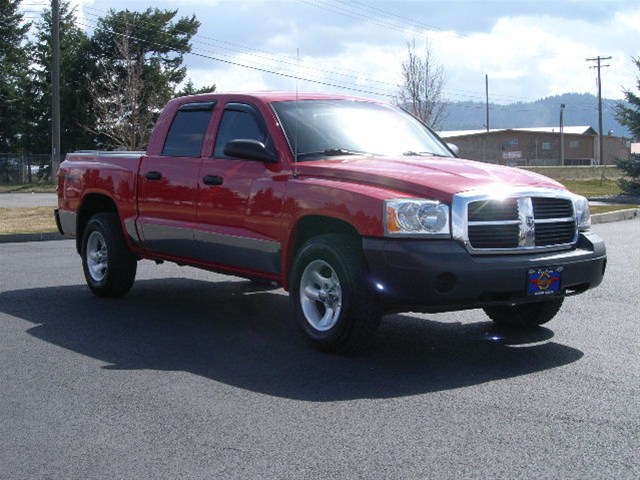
[[213, 104, 273, 158]]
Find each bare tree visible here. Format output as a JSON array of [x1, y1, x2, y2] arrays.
[[87, 21, 162, 150], [395, 38, 448, 131]]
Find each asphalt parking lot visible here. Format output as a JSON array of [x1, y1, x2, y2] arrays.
[[0, 219, 638, 479]]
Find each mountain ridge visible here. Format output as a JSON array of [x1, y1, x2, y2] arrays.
[[439, 92, 631, 138]]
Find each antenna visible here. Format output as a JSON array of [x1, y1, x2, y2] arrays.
[[294, 47, 300, 178]]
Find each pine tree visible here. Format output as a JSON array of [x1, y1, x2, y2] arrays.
[[88, 8, 200, 150], [26, 0, 94, 159], [178, 79, 216, 97], [614, 57, 640, 195], [0, 0, 31, 152]]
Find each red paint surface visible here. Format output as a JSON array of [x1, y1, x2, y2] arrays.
[[57, 92, 567, 285]]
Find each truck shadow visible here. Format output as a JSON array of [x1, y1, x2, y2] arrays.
[[0, 278, 583, 401]]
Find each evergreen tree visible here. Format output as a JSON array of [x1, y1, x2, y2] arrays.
[[615, 58, 640, 140], [88, 8, 200, 150], [614, 57, 640, 195], [0, 0, 31, 152], [177, 78, 216, 97], [26, 1, 94, 158]]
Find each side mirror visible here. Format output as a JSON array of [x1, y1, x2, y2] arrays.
[[223, 139, 279, 163], [447, 143, 460, 157]]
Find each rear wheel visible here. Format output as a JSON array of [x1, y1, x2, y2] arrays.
[[483, 298, 564, 328], [81, 213, 137, 298], [290, 234, 381, 352]]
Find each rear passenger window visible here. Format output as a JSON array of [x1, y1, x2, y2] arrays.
[[162, 102, 215, 157]]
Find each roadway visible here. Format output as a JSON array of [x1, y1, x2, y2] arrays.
[[0, 219, 638, 479]]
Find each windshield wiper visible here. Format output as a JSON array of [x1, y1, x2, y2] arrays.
[[402, 151, 449, 157], [297, 148, 370, 159], [324, 148, 370, 156]]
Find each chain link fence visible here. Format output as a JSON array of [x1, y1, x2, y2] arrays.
[[0, 154, 54, 185]]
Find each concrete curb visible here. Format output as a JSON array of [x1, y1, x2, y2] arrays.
[[591, 208, 639, 224], [0, 232, 66, 244]]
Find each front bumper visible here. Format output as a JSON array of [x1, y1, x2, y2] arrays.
[[362, 232, 606, 313]]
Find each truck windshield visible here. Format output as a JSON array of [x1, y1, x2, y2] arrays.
[[271, 99, 453, 160]]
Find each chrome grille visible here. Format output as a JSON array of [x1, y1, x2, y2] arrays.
[[535, 221, 576, 246], [532, 197, 573, 219], [468, 199, 518, 222], [452, 189, 579, 255], [468, 224, 519, 248]]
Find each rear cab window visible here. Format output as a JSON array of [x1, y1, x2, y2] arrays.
[[162, 101, 216, 157]]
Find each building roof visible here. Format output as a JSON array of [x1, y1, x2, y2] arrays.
[[439, 126, 597, 138]]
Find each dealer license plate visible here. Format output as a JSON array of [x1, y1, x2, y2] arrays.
[[527, 267, 562, 296]]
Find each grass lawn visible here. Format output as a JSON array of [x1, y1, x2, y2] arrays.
[[561, 178, 622, 197], [590, 205, 637, 215], [0, 207, 58, 234]]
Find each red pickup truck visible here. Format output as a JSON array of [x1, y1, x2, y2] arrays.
[[56, 92, 606, 351]]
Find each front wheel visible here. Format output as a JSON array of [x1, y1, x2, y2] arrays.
[[81, 213, 137, 298], [290, 234, 381, 352], [483, 298, 564, 328]]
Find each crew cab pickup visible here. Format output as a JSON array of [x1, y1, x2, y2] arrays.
[[56, 92, 606, 351]]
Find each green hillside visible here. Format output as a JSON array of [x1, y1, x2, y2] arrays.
[[440, 93, 630, 137]]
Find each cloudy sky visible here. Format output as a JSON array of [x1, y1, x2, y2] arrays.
[[24, 0, 639, 104]]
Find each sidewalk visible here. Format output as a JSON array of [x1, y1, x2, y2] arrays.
[[0, 193, 57, 208]]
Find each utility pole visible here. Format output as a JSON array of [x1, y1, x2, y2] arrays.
[[52, 0, 61, 178], [559, 103, 565, 166], [586, 56, 611, 165]]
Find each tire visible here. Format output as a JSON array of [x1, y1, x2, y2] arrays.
[[81, 213, 137, 298], [290, 234, 381, 352], [483, 297, 564, 328]]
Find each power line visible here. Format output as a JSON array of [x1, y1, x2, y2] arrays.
[[22, 2, 610, 106], [298, 0, 564, 60], [73, 6, 402, 97], [72, 8, 532, 102], [297, 0, 413, 34], [24, 1, 550, 103], [71, 18, 397, 98], [78, 8, 401, 91], [333, 0, 462, 36]]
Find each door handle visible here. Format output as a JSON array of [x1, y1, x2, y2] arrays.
[[144, 171, 162, 181], [203, 175, 224, 186]]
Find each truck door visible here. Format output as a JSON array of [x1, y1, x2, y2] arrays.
[[137, 101, 216, 257], [192, 102, 283, 274]]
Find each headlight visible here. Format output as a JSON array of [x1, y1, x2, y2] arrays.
[[573, 195, 591, 231], [385, 199, 451, 237]]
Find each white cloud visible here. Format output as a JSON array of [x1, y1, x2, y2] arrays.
[[400, 7, 638, 102], [202, 66, 272, 93], [47, 0, 639, 103]]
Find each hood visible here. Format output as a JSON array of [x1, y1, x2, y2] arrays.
[[295, 155, 565, 202]]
